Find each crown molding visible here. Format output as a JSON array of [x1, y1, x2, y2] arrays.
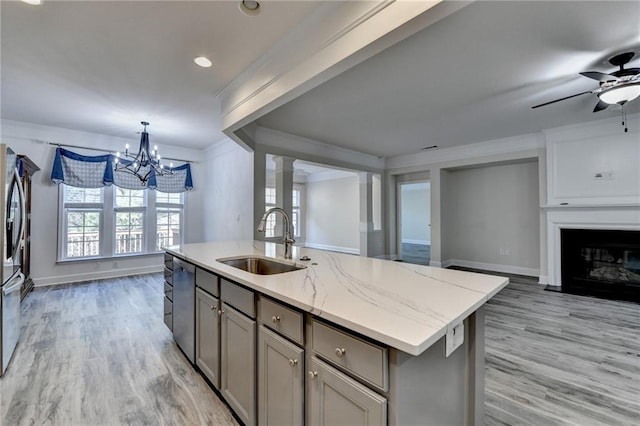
[[256, 126, 384, 172], [385, 132, 545, 170]]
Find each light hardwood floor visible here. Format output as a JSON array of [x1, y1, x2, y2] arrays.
[[1, 272, 638, 425], [483, 274, 640, 426], [0, 274, 237, 426]]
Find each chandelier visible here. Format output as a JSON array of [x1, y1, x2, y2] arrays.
[[114, 121, 173, 184]]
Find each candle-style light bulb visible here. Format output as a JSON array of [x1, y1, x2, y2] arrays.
[[169, 162, 174, 169]]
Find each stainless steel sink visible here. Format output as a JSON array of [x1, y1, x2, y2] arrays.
[[217, 256, 306, 275]]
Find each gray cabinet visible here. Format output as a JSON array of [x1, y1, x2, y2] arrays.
[[307, 357, 386, 426], [196, 288, 220, 389], [258, 325, 304, 426], [221, 302, 256, 426]]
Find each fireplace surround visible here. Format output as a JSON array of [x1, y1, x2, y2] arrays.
[[545, 206, 640, 302], [561, 229, 640, 302]]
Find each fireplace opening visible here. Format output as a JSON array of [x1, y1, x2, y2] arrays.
[[561, 229, 640, 302]]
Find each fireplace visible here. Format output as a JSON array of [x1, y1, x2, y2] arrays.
[[561, 229, 640, 302]]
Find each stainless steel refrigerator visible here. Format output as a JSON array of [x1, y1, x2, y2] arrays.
[[0, 145, 26, 376]]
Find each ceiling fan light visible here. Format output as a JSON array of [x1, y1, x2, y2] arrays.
[[598, 83, 640, 105]]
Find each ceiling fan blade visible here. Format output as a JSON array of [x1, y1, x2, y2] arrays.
[[531, 91, 592, 109], [593, 100, 609, 112], [580, 71, 619, 82]]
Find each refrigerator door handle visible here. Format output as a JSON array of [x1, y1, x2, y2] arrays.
[[3, 273, 24, 295], [14, 167, 26, 250]]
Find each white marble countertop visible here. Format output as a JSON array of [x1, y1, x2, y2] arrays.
[[166, 241, 508, 356]]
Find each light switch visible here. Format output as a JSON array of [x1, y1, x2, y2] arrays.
[[445, 321, 464, 357]]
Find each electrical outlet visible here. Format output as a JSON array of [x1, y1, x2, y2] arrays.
[[445, 321, 465, 357], [499, 248, 505, 256]]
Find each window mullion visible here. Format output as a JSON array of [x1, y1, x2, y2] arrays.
[[104, 185, 114, 256]]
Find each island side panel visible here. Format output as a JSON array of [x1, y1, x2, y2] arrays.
[[466, 306, 485, 426], [388, 316, 471, 426]]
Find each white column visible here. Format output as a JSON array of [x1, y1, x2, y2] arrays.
[[359, 172, 374, 257], [273, 156, 295, 237]]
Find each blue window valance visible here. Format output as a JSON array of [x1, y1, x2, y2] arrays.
[[51, 147, 193, 192]]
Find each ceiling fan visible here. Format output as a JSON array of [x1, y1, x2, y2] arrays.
[[532, 51, 640, 113]]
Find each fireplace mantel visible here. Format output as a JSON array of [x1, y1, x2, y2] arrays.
[[546, 206, 640, 287]]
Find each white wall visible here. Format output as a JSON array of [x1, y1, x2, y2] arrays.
[[442, 161, 540, 276], [1, 120, 205, 286], [545, 118, 640, 206], [203, 139, 254, 241], [305, 175, 360, 254], [400, 182, 430, 244]]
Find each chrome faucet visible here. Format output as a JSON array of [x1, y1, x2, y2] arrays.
[[257, 207, 296, 259]]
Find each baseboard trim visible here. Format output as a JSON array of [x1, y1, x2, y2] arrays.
[[401, 239, 431, 245], [33, 265, 163, 287], [441, 259, 539, 277], [538, 275, 550, 285], [303, 243, 360, 255]]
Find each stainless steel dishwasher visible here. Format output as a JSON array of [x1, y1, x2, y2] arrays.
[[172, 257, 195, 364]]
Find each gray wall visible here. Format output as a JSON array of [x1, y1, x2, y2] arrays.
[[306, 175, 360, 253], [442, 161, 540, 274], [203, 139, 254, 241]]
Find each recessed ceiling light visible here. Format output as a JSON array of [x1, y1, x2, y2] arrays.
[[238, 0, 261, 16], [21, 0, 43, 5], [194, 56, 213, 68]]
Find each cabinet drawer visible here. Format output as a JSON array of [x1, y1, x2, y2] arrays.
[[312, 320, 388, 391], [164, 282, 173, 301], [196, 268, 219, 297], [164, 267, 173, 286], [163, 296, 173, 331], [164, 253, 173, 270], [259, 297, 304, 345], [221, 278, 255, 319]]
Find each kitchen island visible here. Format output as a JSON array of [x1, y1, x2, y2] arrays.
[[165, 241, 508, 426]]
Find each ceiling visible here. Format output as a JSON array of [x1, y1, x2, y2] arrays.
[[0, 0, 320, 149], [257, 1, 640, 157]]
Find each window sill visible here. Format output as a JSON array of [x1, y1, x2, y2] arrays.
[[56, 251, 164, 265]]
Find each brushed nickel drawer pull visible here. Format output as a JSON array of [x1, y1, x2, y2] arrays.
[[272, 315, 281, 323], [164, 312, 172, 317], [288, 359, 298, 367], [308, 371, 317, 380], [210, 304, 217, 311], [335, 347, 346, 357]]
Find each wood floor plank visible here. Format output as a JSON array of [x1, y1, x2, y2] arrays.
[[0, 274, 237, 426]]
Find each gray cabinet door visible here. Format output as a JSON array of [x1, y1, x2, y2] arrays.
[[196, 288, 220, 389], [221, 303, 256, 426], [258, 326, 304, 426], [308, 357, 386, 426]]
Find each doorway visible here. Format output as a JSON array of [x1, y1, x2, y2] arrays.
[[397, 181, 431, 265]]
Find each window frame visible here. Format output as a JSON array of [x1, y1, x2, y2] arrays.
[[113, 188, 147, 256], [59, 186, 105, 260], [155, 192, 184, 251], [57, 186, 185, 262]]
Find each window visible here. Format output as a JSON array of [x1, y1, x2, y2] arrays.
[[264, 187, 277, 238], [292, 188, 301, 237], [62, 187, 103, 258], [114, 188, 146, 254], [156, 192, 183, 250], [263, 186, 303, 238], [59, 186, 185, 260]]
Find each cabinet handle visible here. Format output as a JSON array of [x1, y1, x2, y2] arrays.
[[335, 347, 346, 357], [271, 315, 281, 323], [164, 290, 172, 294], [164, 312, 172, 317], [288, 359, 298, 367], [218, 309, 225, 316], [308, 371, 317, 380], [210, 305, 217, 311]]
